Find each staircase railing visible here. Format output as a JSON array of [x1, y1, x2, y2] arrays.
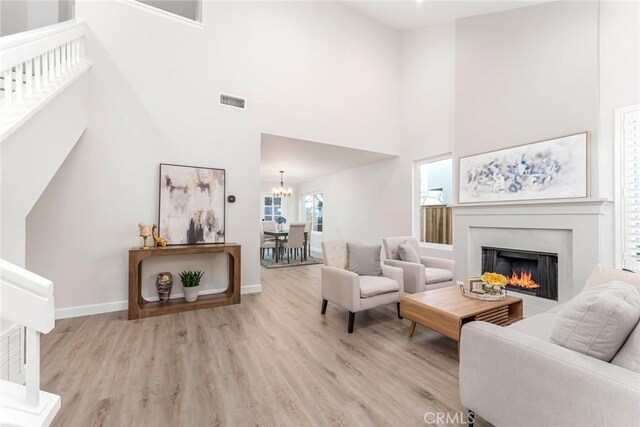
[[0, 19, 89, 140], [0, 259, 59, 426]]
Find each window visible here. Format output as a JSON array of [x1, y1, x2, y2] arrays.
[[417, 157, 453, 245], [303, 192, 323, 232], [617, 106, 640, 272], [261, 194, 284, 222]]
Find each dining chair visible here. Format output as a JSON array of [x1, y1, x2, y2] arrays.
[[304, 221, 312, 257], [262, 221, 276, 242], [260, 231, 276, 259], [280, 223, 306, 263]]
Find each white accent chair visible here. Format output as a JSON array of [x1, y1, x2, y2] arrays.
[[321, 240, 404, 333], [382, 237, 455, 293]]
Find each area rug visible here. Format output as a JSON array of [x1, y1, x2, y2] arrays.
[[260, 255, 324, 269]]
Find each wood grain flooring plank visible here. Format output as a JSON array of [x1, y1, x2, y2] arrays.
[[42, 264, 492, 427]]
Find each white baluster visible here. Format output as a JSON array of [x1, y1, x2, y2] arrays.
[[34, 56, 41, 91], [55, 47, 61, 78], [44, 52, 50, 85], [25, 59, 33, 96], [47, 50, 52, 82], [65, 43, 70, 71], [3, 69, 12, 109], [25, 328, 40, 407], [15, 63, 23, 103]]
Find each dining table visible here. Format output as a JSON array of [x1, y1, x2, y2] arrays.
[[263, 229, 309, 263]]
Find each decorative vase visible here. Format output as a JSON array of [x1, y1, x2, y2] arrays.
[[482, 283, 503, 296], [184, 285, 199, 303], [156, 272, 173, 302]]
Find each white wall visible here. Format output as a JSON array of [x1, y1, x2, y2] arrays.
[[400, 22, 455, 160], [599, 0, 640, 200], [1, 0, 61, 36], [2, 71, 89, 267], [25, 0, 401, 314], [298, 156, 410, 251], [455, 1, 600, 196]]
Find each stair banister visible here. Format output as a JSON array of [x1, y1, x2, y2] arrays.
[[0, 259, 59, 425]]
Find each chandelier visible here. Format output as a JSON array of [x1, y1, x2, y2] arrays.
[[272, 170, 292, 197]]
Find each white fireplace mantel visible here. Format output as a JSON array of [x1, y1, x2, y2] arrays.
[[452, 198, 614, 315]]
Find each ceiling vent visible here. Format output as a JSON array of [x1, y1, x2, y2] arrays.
[[219, 93, 246, 110]]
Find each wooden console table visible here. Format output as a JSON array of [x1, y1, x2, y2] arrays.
[[128, 243, 241, 320]]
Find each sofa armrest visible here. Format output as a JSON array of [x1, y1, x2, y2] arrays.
[[460, 322, 640, 427], [321, 266, 360, 312], [383, 259, 425, 293], [382, 265, 404, 294], [420, 256, 455, 272]]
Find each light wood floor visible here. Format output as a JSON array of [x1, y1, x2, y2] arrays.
[[42, 264, 488, 426]]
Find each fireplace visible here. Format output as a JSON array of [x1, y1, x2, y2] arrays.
[[482, 246, 558, 301]]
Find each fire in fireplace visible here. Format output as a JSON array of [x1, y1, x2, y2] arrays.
[[482, 246, 558, 301]]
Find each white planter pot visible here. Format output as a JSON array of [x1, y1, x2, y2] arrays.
[[183, 285, 200, 302]]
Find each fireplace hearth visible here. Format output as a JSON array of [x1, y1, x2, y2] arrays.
[[482, 246, 558, 301]]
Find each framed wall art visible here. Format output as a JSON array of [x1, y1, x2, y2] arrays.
[[158, 163, 225, 245], [458, 132, 589, 203]]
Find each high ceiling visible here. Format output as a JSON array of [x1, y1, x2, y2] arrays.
[[345, 0, 552, 31], [261, 134, 395, 184]]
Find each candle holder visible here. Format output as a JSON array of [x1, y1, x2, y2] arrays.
[[138, 223, 152, 249]]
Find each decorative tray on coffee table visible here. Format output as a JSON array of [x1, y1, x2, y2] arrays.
[[458, 278, 507, 301]]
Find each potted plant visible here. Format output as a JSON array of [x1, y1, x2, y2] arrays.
[[179, 270, 204, 302]]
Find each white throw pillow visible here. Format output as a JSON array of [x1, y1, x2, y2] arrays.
[[398, 242, 421, 264], [550, 282, 640, 362], [583, 263, 640, 292], [611, 321, 640, 373]]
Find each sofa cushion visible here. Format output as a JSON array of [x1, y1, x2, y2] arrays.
[[359, 276, 400, 298], [425, 267, 454, 285], [398, 242, 421, 264], [550, 282, 640, 361], [584, 263, 640, 292], [611, 321, 640, 373], [507, 312, 557, 341], [347, 243, 382, 276]]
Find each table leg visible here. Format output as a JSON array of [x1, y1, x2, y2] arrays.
[[275, 239, 279, 263], [408, 321, 417, 337]]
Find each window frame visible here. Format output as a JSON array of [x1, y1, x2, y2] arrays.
[[301, 191, 323, 234], [260, 192, 285, 222], [614, 104, 640, 272], [413, 154, 454, 250]]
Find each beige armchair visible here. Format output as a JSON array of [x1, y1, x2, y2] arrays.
[[321, 240, 404, 333], [382, 236, 455, 293]]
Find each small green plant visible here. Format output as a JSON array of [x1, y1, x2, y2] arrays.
[[179, 270, 204, 287]]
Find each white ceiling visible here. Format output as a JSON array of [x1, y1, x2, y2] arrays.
[[261, 134, 395, 184], [345, 0, 552, 31]]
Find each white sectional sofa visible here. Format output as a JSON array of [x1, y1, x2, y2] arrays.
[[459, 297, 640, 426]]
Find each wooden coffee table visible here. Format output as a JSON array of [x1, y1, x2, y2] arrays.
[[400, 286, 523, 352]]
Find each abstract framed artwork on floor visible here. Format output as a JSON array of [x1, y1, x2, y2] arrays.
[[458, 132, 589, 203], [159, 163, 225, 245]]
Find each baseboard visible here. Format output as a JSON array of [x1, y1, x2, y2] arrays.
[[54, 283, 263, 319], [310, 246, 322, 254]]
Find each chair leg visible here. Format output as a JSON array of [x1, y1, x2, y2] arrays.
[[321, 299, 328, 314], [348, 311, 355, 333], [287, 249, 290, 263], [397, 302, 402, 319], [468, 410, 475, 427]]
